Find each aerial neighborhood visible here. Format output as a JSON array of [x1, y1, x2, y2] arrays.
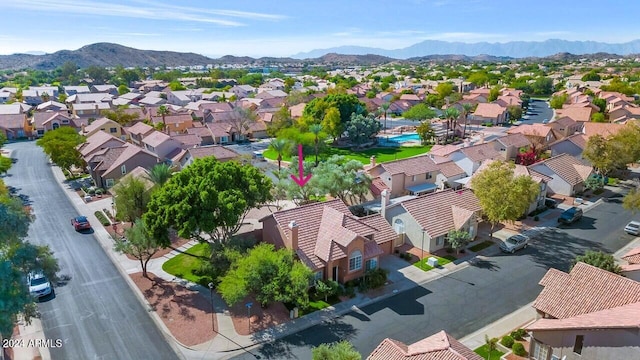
[[3, 51, 640, 360]]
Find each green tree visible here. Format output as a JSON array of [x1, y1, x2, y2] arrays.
[[278, 157, 322, 205], [581, 70, 601, 82], [488, 86, 500, 102], [447, 229, 472, 254], [461, 102, 474, 139], [312, 341, 362, 360], [269, 138, 289, 172], [624, 188, 640, 213], [574, 251, 622, 275], [267, 105, 293, 137], [591, 112, 606, 122], [470, 160, 539, 238], [322, 107, 343, 140], [0, 155, 11, 175], [507, 105, 523, 123], [169, 81, 186, 91], [485, 335, 499, 360], [582, 134, 627, 177], [304, 94, 366, 126], [549, 94, 568, 109], [217, 243, 313, 307], [84, 65, 110, 84], [593, 98, 606, 113], [402, 103, 436, 121], [435, 82, 454, 99], [117, 84, 130, 95], [101, 107, 140, 125], [584, 174, 604, 192], [114, 219, 160, 278], [113, 177, 150, 223], [146, 163, 173, 188], [309, 124, 323, 166], [312, 155, 370, 204], [345, 114, 382, 147], [379, 102, 390, 133], [314, 280, 339, 302], [36, 127, 85, 174], [443, 107, 460, 143], [60, 61, 78, 82], [144, 157, 272, 246], [416, 121, 436, 144], [156, 105, 169, 133], [467, 72, 490, 87]]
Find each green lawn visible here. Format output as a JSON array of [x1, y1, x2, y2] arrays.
[[413, 255, 453, 272], [474, 344, 505, 360], [469, 241, 495, 252], [263, 145, 432, 165], [162, 243, 212, 286]]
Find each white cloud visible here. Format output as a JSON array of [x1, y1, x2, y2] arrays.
[[421, 32, 509, 42]]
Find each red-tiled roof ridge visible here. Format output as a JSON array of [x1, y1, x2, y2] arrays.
[[622, 247, 640, 265], [367, 330, 482, 360], [527, 301, 640, 331]]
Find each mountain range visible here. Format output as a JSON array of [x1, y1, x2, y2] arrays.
[[293, 39, 640, 59], [1, 40, 639, 71]]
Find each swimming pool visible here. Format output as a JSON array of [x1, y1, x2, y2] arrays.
[[386, 133, 420, 143]]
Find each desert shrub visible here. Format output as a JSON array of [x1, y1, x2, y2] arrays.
[[359, 268, 388, 291], [500, 335, 514, 348], [512, 342, 526, 356], [510, 329, 527, 340]]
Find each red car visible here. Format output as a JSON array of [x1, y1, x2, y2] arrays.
[[71, 216, 91, 231]]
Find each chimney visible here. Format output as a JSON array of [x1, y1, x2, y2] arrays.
[[381, 189, 390, 219], [370, 155, 376, 168], [94, 103, 99, 112], [288, 221, 299, 250], [81, 123, 86, 134]]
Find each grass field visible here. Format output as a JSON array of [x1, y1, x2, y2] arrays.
[[162, 243, 212, 286], [413, 255, 454, 271], [263, 145, 432, 165]]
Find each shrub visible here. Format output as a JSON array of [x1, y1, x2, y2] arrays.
[[500, 335, 514, 348], [359, 268, 388, 291], [95, 188, 104, 195], [94, 211, 110, 226], [512, 342, 526, 356], [87, 187, 96, 195], [510, 329, 527, 340]]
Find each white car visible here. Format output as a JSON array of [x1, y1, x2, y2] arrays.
[[625, 221, 640, 236], [499, 234, 530, 253], [27, 272, 52, 298]]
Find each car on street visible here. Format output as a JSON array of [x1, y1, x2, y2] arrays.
[[499, 234, 530, 253], [27, 271, 53, 298], [71, 216, 91, 231], [625, 221, 640, 236], [558, 207, 583, 224]]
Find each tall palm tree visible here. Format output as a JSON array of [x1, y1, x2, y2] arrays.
[[309, 124, 323, 166], [461, 103, 474, 139], [443, 107, 460, 144], [156, 105, 169, 134], [380, 102, 390, 133], [147, 163, 172, 187], [269, 138, 288, 173]]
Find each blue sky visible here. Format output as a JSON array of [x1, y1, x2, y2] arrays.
[[1, 0, 639, 57]]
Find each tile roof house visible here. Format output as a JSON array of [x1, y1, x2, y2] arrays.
[[581, 122, 624, 139], [81, 117, 126, 140], [470, 103, 507, 125], [549, 133, 587, 158], [175, 145, 240, 169], [368, 331, 482, 360], [621, 247, 640, 282], [77, 131, 127, 159], [32, 111, 79, 136], [547, 116, 581, 139], [367, 155, 466, 197], [529, 153, 593, 197], [384, 189, 482, 253], [555, 106, 594, 122], [446, 142, 503, 177], [125, 122, 155, 146], [526, 263, 640, 360], [489, 133, 532, 161], [151, 113, 193, 133], [506, 123, 558, 147], [0, 113, 30, 139], [260, 199, 397, 283], [140, 130, 184, 160], [86, 142, 159, 188], [36, 101, 68, 112]]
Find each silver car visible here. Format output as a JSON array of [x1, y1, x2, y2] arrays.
[[625, 221, 640, 236], [500, 234, 530, 253], [27, 272, 53, 298]]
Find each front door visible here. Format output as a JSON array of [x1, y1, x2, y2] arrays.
[[332, 266, 338, 282]]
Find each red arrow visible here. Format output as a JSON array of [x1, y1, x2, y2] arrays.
[[290, 144, 311, 187]]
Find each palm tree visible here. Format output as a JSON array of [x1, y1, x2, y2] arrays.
[[309, 124, 323, 166], [461, 103, 474, 139], [380, 102, 390, 133], [156, 105, 169, 134], [147, 163, 172, 187], [443, 107, 460, 144], [269, 138, 288, 173]]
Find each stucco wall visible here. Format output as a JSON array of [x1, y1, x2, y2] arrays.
[[531, 328, 640, 360]]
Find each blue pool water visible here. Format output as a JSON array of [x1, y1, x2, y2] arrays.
[[387, 133, 420, 143]]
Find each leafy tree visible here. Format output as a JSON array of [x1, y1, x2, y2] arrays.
[[228, 105, 257, 139], [169, 81, 186, 91], [309, 124, 324, 166], [435, 82, 454, 99], [0, 155, 11, 175], [345, 114, 382, 147], [312, 341, 362, 360], [304, 94, 366, 126], [447, 229, 472, 254], [267, 105, 293, 137], [484, 335, 499, 360], [146, 163, 173, 188], [269, 138, 290, 172], [314, 280, 339, 302], [0, 133, 7, 148], [531, 77, 553, 95], [593, 98, 606, 113], [84, 65, 110, 84], [156, 105, 169, 133], [101, 107, 140, 125], [488, 86, 500, 102], [144, 157, 272, 246], [574, 251, 622, 275], [470, 160, 539, 238], [467, 72, 490, 87], [443, 107, 460, 143], [507, 105, 522, 122], [581, 70, 601, 82], [591, 112, 606, 123], [118, 68, 141, 85], [322, 107, 343, 140], [313, 155, 370, 204], [117, 84, 130, 95], [114, 219, 161, 278], [582, 134, 627, 177], [403, 103, 436, 121], [416, 121, 436, 144], [623, 188, 640, 213], [36, 127, 85, 174], [113, 177, 150, 223], [60, 61, 78, 82], [217, 243, 313, 307], [584, 174, 604, 191], [549, 94, 568, 109]]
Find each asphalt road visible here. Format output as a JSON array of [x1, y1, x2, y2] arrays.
[[232, 200, 636, 359], [522, 99, 553, 124], [4, 142, 179, 360]]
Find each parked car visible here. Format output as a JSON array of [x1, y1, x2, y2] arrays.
[[625, 221, 640, 236], [27, 272, 52, 298], [558, 207, 583, 224], [500, 234, 530, 253], [71, 216, 91, 231], [544, 198, 558, 209]]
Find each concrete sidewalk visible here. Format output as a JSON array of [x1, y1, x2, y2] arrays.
[[459, 302, 537, 350]]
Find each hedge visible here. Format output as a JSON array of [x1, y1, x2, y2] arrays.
[[94, 211, 110, 226], [512, 342, 527, 356]]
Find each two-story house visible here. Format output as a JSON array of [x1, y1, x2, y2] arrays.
[[447, 142, 502, 177], [528, 153, 593, 197], [80, 117, 126, 140], [86, 143, 159, 188], [140, 130, 184, 160], [32, 112, 78, 136], [548, 116, 580, 139], [0, 113, 29, 139], [470, 103, 508, 125], [506, 123, 558, 149], [125, 122, 155, 147], [489, 133, 532, 161], [175, 145, 240, 169], [77, 131, 127, 160], [549, 134, 587, 158]]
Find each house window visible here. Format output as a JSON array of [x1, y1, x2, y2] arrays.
[[349, 250, 362, 272], [110, 127, 117, 133], [412, 175, 416, 182], [313, 271, 323, 282], [62, 119, 69, 124], [105, 179, 115, 188], [121, 165, 127, 175], [393, 219, 405, 234], [426, 172, 432, 180], [436, 236, 444, 246], [573, 335, 584, 355], [52, 123, 60, 130], [365, 258, 378, 271], [532, 341, 550, 360], [541, 183, 546, 191]]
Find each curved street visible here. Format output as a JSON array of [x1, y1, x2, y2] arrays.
[[4, 141, 179, 360]]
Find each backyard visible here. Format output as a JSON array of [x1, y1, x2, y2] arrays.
[[263, 145, 432, 165]]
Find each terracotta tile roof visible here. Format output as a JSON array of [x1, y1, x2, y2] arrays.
[[125, 122, 154, 136], [533, 262, 640, 319], [551, 116, 577, 128], [78, 131, 126, 157], [32, 112, 72, 129], [381, 155, 440, 176], [367, 331, 482, 360], [263, 199, 393, 270], [360, 214, 398, 245], [187, 145, 239, 161], [582, 122, 624, 138], [171, 133, 202, 148], [101, 143, 157, 175], [400, 189, 482, 238], [493, 133, 531, 148], [473, 103, 506, 118], [621, 264, 640, 272], [142, 131, 171, 147], [531, 153, 592, 186], [206, 122, 231, 137], [151, 113, 192, 126], [0, 114, 26, 129], [555, 107, 592, 122], [527, 301, 640, 331], [186, 126, 213, 138], [622, 247, 640, 265], [506, 123, 552, 138], [82, 117, 119, 135], [429, 144, 459, 157], [565, 133, 587, 149], [437, 161, 466, 177], [459, 143, 502, 162], [370, 177, 390, 196]]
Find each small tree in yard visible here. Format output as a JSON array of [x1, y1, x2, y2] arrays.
[[574, 251, 622, 275], [584, 174, 604, 192], [416, 121, 436, 144], [312, 340, 361, 360], [315, 280, 339, 302], [484, 335, 499, 360], [345, 113, 382, 148], [447, 230, 472, 254], [114, 219, 160, 278]]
